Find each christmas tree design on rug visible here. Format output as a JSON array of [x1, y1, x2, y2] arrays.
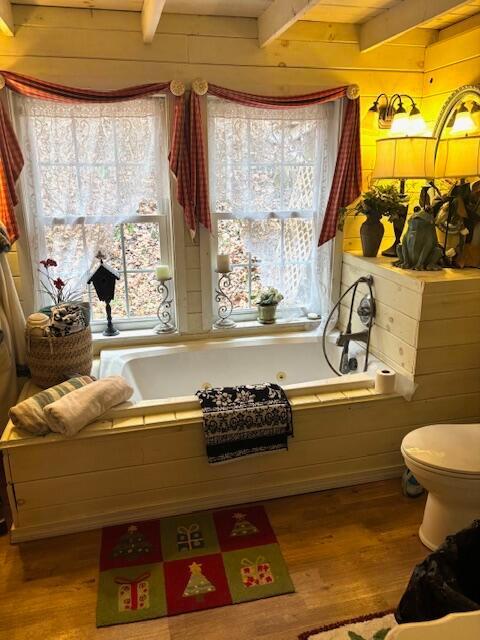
[[112, 525, 153, 560], [230, 512, 259, 537], [96, 505, 294, 626], [182, 561, 216, 600]]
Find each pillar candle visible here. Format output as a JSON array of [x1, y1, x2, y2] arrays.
[[155, 265, 171, 280], [217, 254, 231, 273]]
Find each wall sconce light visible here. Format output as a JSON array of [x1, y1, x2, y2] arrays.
[[449, 101, 476, 135], [362, 93, 427, 136], [445, 100, 480, 135]]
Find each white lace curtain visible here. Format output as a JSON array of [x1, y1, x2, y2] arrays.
[[13, 95, 170, 310], [208, 98, 342, 316]]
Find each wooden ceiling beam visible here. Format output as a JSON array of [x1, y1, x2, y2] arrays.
[[141, 0, 166, 44], [359, 0, 474, 52], [0, 0, 14, 37], [258, 0, 322, 47]]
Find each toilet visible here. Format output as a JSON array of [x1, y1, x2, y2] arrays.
[[401, 424, 480, 550]]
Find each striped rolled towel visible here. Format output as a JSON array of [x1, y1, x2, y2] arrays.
[[44, 376, 133, 437], [9, 376, 94, 435]]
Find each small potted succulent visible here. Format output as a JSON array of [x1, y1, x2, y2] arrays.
[[352, 184, 406, 257], [256, 287, 284, 324]]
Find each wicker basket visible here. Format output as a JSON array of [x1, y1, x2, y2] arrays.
[[26, 327, 93, 388]]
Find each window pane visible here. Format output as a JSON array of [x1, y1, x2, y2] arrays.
[[127, 273, 160, 318], [284, 166, 315, 211], [217, 220, 249, 265], [248, 119, 282, 163], [123, 223, 161, 270], [76, 117, 115, 164], [250, 166, 281, 212], [40, 166, 79, 217], [32, 116, 75, 164], [284, 119, 317, 163], [209, 98, 334, 315], [247, 219, 282, 260], [284, 218, 314, 263], [17, 95, 172, 322], [222, 267, 249, 310]]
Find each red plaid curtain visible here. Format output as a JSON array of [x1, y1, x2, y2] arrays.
[[318, 97, 361, 245], [0, 101, 23, 243], [0, 71, 189, 243], [191, 82, 362, 244]]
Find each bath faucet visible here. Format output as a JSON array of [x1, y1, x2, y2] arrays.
[[337, 331, 366, 373], [336, 330, 369, 347]]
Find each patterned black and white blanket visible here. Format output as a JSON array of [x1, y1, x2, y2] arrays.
[[195, 383, 293, 464]]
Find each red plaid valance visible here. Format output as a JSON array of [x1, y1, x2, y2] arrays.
[[190, 82, 362, 244], [0, 71, 361, 245], [0, 71, 188, 243]]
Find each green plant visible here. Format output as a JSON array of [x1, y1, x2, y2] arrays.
[[255, 287, 284, 306], [352, 184, 406, 223]]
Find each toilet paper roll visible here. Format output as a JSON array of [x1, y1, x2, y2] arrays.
[[375, 368, 396, 394]]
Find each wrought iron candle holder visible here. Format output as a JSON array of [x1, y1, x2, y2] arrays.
[[154, 277, 176, 334], [214, 269, 236, 329]]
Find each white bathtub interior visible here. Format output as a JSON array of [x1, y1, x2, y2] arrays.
[[100, 331, 384, 403]]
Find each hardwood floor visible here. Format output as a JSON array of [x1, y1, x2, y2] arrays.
[[0, 479, 428, 640]]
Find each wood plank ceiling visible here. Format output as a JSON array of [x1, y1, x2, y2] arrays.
[[9, 0, 480, 28], [5, 0, 480, 45]]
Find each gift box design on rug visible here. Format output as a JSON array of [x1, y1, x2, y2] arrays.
[[111, 525, 153, 560], [230, 512, 259, 537], [115, 572, 151, 611], [182, 561, 216, 599], [177, 523, 204, 552], [240, 556, 274, 588]]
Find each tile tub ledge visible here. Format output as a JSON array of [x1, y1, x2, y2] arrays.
[[0, 379, 399, 450]]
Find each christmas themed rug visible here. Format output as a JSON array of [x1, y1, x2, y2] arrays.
[[96, 505, 294, 627], [298, 611, 396, 640]]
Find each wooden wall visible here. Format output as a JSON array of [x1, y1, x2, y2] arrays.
[[340, 252, 480, 414], [3, 5, 431, 329], [421, 18, 480, 128]]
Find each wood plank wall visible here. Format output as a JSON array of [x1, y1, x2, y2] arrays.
[[340, 253, 480, 416], [3, 5, 430, 329], [421, 20, 480, 129]]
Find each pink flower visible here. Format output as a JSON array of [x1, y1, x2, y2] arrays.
[[53, 277, 65, 290]]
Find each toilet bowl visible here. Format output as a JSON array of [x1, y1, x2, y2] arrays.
[[401, 424, 480, 550]]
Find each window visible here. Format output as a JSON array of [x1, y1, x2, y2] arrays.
[[14, 95, 173, 328], [208, 98, 340, 318]]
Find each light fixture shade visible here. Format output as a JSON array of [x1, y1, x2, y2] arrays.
[[435, 135, 480, 178], [390, 111, 409, 136], [362, 105, 379, 130], [450, 103, 476, 135], [373, 136, 436, 179]]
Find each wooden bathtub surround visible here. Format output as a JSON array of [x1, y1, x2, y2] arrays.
[[0, 479, 428, 640], [1, 378, 399, 542]]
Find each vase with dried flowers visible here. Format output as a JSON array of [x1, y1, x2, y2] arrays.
[[38, 258, 89, 324]]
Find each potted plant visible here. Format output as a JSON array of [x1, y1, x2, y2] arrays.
[[38, 258, 90, 324], [352, 184, 406, 257], [256, 287, 284, 324]]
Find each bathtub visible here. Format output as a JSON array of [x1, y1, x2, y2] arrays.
[[2, 329, 407, 543], [99, 330, 384, 405]]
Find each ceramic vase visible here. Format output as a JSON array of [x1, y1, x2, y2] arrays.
[[257, 303, 277, 324], [360, 215, 384, 257]]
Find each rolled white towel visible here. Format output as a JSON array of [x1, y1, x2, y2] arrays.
[[44, 375, 133, 437]]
